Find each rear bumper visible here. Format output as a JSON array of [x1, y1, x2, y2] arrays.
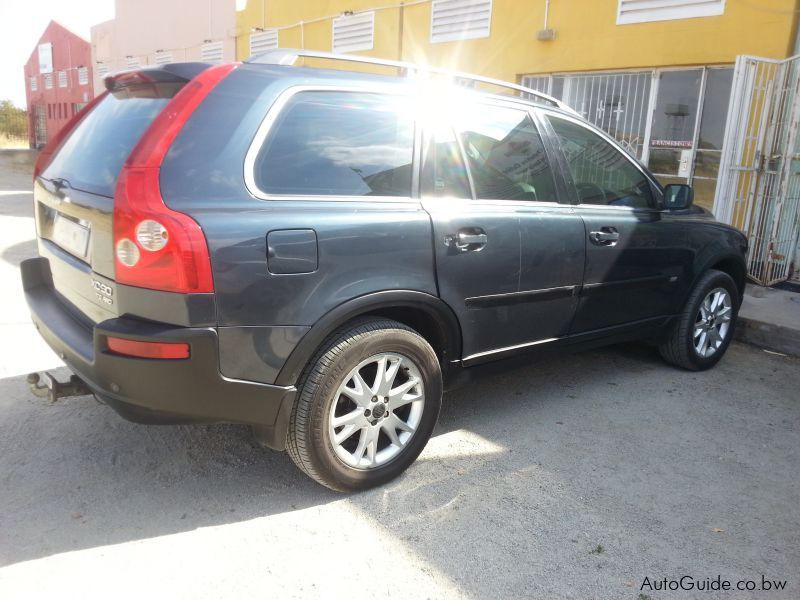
[[21, 257, 296, 450]]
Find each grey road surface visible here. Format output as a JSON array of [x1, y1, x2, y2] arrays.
[[0, 154, 798, 599]]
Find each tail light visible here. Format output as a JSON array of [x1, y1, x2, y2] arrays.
[[113, 63, 237, 294]]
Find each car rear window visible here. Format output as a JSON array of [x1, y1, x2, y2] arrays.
[[253, 91, 414, 198], [42, 81, 184, 198]]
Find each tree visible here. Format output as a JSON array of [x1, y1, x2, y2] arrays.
[[0, 100, 28, 140]]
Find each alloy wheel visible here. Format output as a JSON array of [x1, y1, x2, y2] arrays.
[[693, 287, 733, 358], [328, 352, 425, 469]]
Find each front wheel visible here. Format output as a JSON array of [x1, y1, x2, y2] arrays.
[[286, 318, 442, 492], [659, 269, 740, 370]]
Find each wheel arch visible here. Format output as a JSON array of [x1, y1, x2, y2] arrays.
[[274, 290, 463, 387], [708, 255, 747, 300]]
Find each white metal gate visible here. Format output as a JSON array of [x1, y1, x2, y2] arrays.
[[714, 54, 800, 285]]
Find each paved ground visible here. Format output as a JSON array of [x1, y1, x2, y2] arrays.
[[737, 286, 800, 357], [0, 152, 798, 599]]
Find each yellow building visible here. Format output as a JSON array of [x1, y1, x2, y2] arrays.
[[235, 0, 800, 209]]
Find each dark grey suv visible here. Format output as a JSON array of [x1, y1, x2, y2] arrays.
[[22, 51, 747, 491]]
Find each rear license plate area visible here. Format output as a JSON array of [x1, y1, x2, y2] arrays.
[[52, 214, 90, 259]]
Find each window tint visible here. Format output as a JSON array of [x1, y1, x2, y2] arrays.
[[548, 116, 655, 208], [43, 81, 184, 197], [421, 125, 471, 198], [255, 91, 413, 197], [456, 104, 556, 202]]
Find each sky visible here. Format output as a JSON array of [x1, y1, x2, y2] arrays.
[[0, 0, 115, 108]]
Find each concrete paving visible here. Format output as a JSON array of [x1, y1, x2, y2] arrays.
[[737, 285, 800, 357], [1, 152, 798, 599]]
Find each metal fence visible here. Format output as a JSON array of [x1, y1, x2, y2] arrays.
[[714, 55, 800, 285]]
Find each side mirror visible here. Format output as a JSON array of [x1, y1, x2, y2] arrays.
[[663, 184, 694, 210]]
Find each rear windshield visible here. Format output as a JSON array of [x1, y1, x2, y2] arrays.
[[42, 81, 184, 197]]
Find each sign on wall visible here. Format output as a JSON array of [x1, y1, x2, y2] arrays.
[[38, 43, 53, 74]]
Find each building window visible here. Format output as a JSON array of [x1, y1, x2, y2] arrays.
[[617, 0, 725, 25], [523, 71, 652, 160], [96, 64, 110, 79], [47, 104, 52, 119], [200, 41, 224, 62], [126, 56, 141, 69], [77, 67, 89, 85], [332, 12, 375, 53], [431, 0, 492, 43], [58, 70, 68, 88], [249, 29, 278, 56], [30, 76, 38, 91], [153, 51, 173, 65], [43, 73, 53, 89]]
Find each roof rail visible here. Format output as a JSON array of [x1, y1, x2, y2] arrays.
[[246, 49, 574, 113]]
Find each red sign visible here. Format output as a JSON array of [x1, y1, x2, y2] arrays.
[[651, 139, 693, 148]]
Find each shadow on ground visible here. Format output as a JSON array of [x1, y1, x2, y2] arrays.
[[1, 340, 798, 597]]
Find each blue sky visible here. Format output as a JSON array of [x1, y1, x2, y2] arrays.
[[0, 0, 115, 108]]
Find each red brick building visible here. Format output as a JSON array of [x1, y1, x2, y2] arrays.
[[23, 21, 94, 148]]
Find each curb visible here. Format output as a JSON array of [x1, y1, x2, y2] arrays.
[[735, 316, 800, 357]]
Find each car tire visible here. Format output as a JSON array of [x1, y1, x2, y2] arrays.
[[286, 318, 442, 492], [659, 269, 740, 371]]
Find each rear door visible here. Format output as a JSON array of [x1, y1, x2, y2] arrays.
[[543, 113, 692, 334], [34, 70, 189, 323], [422, 100, 584, 364]]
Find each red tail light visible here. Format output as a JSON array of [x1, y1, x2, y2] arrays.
[[113, 63, 238, 294], [34, 92, 108, 180], [107, 336, 190, 360]]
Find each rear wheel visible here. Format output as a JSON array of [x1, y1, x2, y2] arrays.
[[287, 318, 442, 492], [659, 269, 739, 370]]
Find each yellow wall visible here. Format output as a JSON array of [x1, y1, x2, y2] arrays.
[[236, 0, 799, 79]]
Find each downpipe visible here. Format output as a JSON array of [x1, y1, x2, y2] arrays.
[[27, 371, 92, 403]]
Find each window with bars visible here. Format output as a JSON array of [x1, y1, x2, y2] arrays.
[[153, 51, 173, 65], [58, 70, 67, 88], [431, 0, 492, 43], [200, 41, 224, 62], [96, 64, 110, 79], [77, 67, 89, 85], [250, 29, 278, 56], [523, 71, 652, 160], [126, 56, 141, 69], [617, 0, 725, 25], [30, 76, 38, 91], [43, 73, 53, 89], [332, 12, 375, 53]]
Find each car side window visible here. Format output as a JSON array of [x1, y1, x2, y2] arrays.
[[254, 91, 414, 197], [455, 103, 557, 202], [421, 125, 471, 198], [547, 116, 655, 209]]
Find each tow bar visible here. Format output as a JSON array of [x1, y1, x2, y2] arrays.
[[27, 372, 92, 403]]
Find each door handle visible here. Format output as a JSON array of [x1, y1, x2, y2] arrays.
[[589, 227, 619, 246], [444, 230, 488, 251]]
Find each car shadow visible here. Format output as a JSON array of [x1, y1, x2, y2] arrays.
[[0, 342, 662, 567], [2, 341, 797, 599], [1, 239, 38, 268]]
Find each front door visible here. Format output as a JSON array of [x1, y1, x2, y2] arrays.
[[544, 113, 693, 334], [422, 101, 584, 364]]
